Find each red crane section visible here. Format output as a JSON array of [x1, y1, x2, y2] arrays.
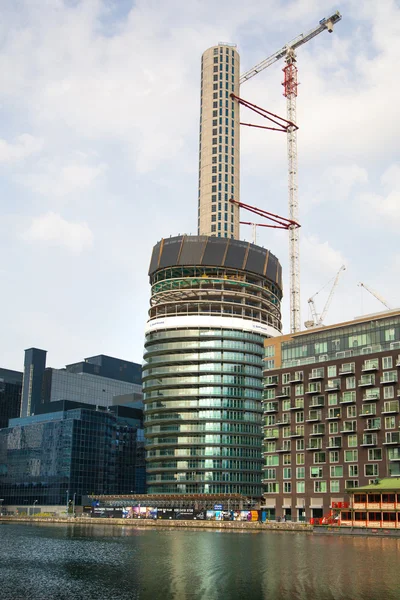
[[229, 198, 300, 230]]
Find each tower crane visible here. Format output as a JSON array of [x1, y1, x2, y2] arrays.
[[239, 11, 342, 333], [305, 265, 346, 329], [358, 282, 392, 310]]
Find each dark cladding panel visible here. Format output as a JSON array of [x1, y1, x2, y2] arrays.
[[266, 254, 280, 287], [245, 246, 268, 276], [148, 243, 161, 275], [202, 237, 228, 266], [179, 238, 207, 266], [224, 241, 248, 270], [158, 238, 181, 270]]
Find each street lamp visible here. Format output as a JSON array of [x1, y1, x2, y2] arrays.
[[33, 499, 38, 515], [0, 499, 4, 516]]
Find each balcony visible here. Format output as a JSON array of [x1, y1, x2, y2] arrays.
[[361, 434, 377, 447], [276, 446, 291, 453], [340, 392, 356, 404], [364, 418, 381, 431], [326, 409, 341, 420], [289, 430, 304, 438], [263, 430, 279, 440], [310, 426, 325, 436], [264, 402, 279, 413], [360, 407, 376, 417], [276, 389, 290, 399], [358, 375, 375, 387], [363, 389, 380, 402], [326, 438, 342, 449], [381, 372, 398, 385], [289, 403, 304, 411], [341, 425, 356, 434], [388, 447, 400, 459], [306, 440, 323, 451], [265, 376, 279, 387], [362, 360, 379, 372], [339, 363, 355, 375], [325, 380, 341, 392], [275, 418, 291, 427], [309, 368, 324, 380], [306, 384, 322, 395], [309, 396, 325, 408], [289, 372, 303, 383], [382, 401, 399, 415], [306, 410, 321, 422]]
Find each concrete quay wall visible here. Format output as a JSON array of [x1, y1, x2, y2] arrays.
[[0, 516, 312, 532]]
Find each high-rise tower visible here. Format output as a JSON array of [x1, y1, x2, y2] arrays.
[[198, 44, 240, 239], [143, 235, 282, 496]]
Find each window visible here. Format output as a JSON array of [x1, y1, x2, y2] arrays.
[[328, 366, 337, 377], [385, 416, 396, 429], [348, 465, 358, 477], [329, 451, 339, 463], [347, 405, 357, 418], [297, 481, 305, 493], [296, 467, 305, 479], [265, 455, 279, 466], [345, 450, 358, 462], [328, 407, 341, 419], [283, 467, 292, 479], [265, 483, 279, 494], [282, 399, 291, 411], [296, 439, 305, 451], [330, 480, 340, 493], [328, 394, 338, 406], [296, 453, 305, 465], [330, 465, 343, 477], [368, 448, 382, 461], [383, 356, 393, 369], [295, 411, 304, 424], [348, 435, 358, 448], [264, 468, 276, 480], [310, 467, 323, 478], [283, 482, 292, 493], [314, 452, 326, 464], [282, 373, 291, 384], [365, 464, 379, 477], [346, 377, 356, 389], [295, 384, 304, 396], [283, 454, 291, 465], [384, 386, 394, 399], [329, 422, 339, 434], [346, 480, 359, 489], [314, 481, 327, 493]]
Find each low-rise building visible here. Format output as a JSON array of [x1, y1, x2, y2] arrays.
[[262, 309, 400, 521]]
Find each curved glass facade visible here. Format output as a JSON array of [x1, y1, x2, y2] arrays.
[[143, 328, 264, 495], [144, 235, 283, 496]]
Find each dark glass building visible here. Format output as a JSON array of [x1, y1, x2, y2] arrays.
[[143, 235, 283, 497], [0, 402, 145, 506], [21, 349, 143, 415], [0, 368, 23, 429], [20, 348, 46, 417]]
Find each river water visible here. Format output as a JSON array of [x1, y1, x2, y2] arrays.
[[0, 522, 399, 600]]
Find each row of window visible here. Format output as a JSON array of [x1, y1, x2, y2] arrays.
[[264, 481, 358, 494], [264, 449, 383, 466], [264, 463, 379, 480]]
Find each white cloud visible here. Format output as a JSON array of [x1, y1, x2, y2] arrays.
[[22, 212, 94, 254], [20, 158, 107, 197], [0, 134, 43, 162], [357, 162, 400, 226]]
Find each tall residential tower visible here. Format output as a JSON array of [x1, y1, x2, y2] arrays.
[[198, 44, 241, 239]]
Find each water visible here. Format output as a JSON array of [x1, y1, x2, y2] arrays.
[[0, 523, 399, 600]]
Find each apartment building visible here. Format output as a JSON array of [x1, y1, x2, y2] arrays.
[[262, 309, 400, 521]]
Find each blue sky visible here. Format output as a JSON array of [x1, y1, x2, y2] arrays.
[[1, 0, 399, 371]]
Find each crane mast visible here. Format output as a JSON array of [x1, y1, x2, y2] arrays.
[[239, 11, 342, 333]]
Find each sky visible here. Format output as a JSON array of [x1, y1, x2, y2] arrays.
[[0, 0, 399, 371]]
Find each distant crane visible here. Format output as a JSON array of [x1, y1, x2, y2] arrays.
[[304, 265, 346, 328], [238, 11, 343, 333], [358, 282, 392, 310]]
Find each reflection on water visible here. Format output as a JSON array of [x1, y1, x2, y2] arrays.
[[0, 523, 399, 600]]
